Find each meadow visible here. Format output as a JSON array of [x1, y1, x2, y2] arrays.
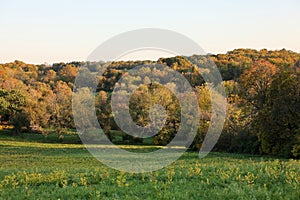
[[0, 132, 299, 200]]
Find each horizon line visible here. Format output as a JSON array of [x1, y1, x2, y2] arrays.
[[1, 47, 298, 65]]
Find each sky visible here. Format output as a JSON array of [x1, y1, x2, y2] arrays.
[[0, 0, 300, 64]]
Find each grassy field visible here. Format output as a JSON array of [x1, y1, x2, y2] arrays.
[[0, 132, 299, 199]]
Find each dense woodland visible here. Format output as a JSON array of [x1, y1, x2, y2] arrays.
[[0, 48, 299, 158]]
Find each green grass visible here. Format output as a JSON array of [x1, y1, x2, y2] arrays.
[[0, 132, 299, 199], [0, 129, 81, 144], [0, 129, 154, 145]]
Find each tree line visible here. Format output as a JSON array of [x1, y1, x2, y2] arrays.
[[0, 48, 299, 158]]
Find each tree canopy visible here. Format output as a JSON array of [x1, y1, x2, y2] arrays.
[[0, 48, 299, 157]]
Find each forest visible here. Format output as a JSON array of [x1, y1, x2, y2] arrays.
[[1, 48, 299, 158]]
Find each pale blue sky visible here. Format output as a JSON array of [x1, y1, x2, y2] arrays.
[[0, 0, 300, 63]]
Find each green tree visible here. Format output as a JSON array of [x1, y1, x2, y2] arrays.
[[258, 70, 300, 157], [0, 89, 26, 122], [0, 89, 27, 134]]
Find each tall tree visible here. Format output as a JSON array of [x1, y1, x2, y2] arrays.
[[239, 60, 278, 110], [258, 70, 300, 157], [0, 89, 27, 134], [48, 81, 74, 139]]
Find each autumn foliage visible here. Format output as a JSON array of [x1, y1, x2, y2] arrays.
[[0, 48, 299, 157]]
